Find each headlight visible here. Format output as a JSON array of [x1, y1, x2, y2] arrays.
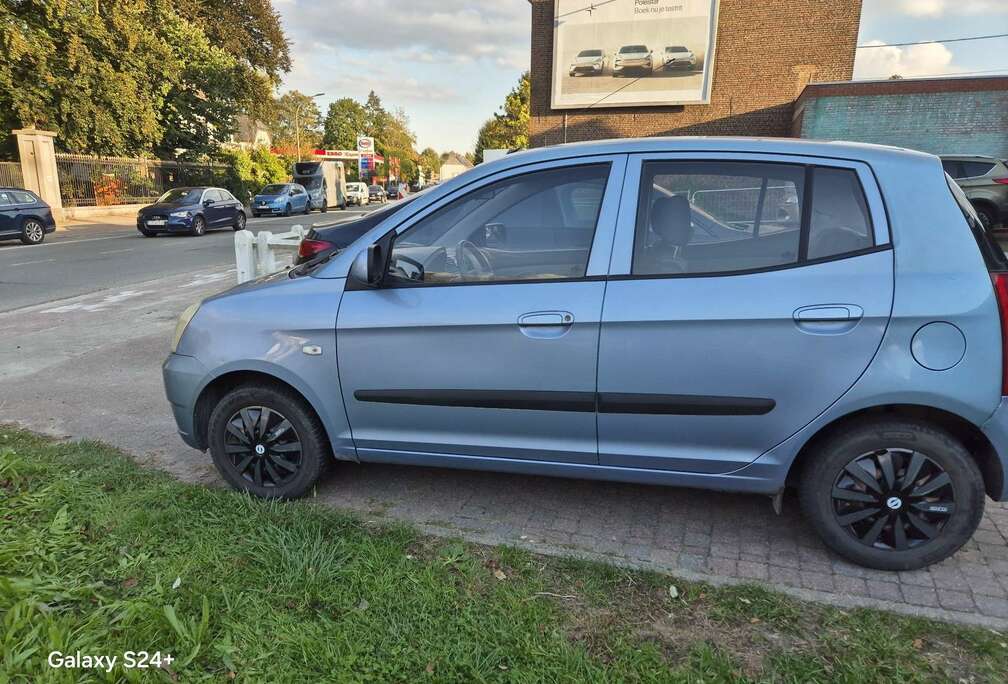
[[170, 210, 191, 218], [171, 302, 200, 353]]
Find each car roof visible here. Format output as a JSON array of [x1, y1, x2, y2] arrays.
[[474, 136, 935, 175]]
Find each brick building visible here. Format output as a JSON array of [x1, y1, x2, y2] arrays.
[[793, 76, 1008, 159], [529, 0, 863, 147]]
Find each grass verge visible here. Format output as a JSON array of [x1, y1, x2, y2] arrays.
[[1, 428, 1006, 682]]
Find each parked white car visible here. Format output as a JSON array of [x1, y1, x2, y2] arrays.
[[345, 182, 369, 206], [569, 49, 607, 76], [663, 45, 697, 69], [613, 45, 653, 76]]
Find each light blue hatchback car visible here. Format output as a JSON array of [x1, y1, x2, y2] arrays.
[[164, 137, 1008, 570]]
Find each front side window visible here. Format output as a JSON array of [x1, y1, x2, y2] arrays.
[[633, 161, 805, 275], [387, 164, 609, 285]]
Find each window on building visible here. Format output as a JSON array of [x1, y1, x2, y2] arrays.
[[387, 164, 609, 284], [632, 161, 805, 275], [806, 167, 874, 260]]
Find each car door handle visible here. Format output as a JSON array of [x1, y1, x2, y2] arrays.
[[518, 311, 574, 327], [793, 305, 863, 322]]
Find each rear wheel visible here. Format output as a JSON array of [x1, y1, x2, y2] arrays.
[[303, 202, 310, 215], [284, 203, 291, 217], [208, 384, 330, 499], [233, 211, 246, 231], [321, 204, 328, 213], [800, 418, 984, 570], [20, 219, 45, 245], [973, 204, 995, 231], [190, 215, 206, 237]]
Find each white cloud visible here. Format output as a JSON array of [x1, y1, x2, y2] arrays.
[[853, 40, 956, 79], [896, 0, 1008, 16]]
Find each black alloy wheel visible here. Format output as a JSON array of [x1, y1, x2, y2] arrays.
[[223, 406, 303, 489], [831, 448, 955, 551]]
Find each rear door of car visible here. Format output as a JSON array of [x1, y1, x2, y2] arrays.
[[0, 191, 16, 235], [597, 152, 894, 473]]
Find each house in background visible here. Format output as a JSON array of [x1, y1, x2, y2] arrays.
[[440, 153, 473, 181], [227, 115, 272, 150]]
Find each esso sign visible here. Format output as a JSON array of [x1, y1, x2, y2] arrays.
[[356, 136, 374, 153]]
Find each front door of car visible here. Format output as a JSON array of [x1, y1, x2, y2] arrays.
[[336, 157, 625, 464], [597, 154, 894, 474], [205, 189, 229, 226]]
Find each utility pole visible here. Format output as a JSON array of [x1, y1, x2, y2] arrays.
[[295, 92, 325, 162]]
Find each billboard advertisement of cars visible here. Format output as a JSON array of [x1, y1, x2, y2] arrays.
[[551, 0, 720, 109]]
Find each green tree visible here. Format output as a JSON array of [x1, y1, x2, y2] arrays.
[[217, 145, 288, 200], [474, 72, 529, 163], [321, 98, 367, 150], [418, 147, 440, 182], [270, 91, 323, 158]]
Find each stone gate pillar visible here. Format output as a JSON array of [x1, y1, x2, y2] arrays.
[[13, 128, 63, 226]]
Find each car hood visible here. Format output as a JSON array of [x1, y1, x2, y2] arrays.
[[666, 51, 693, 57], [254, 194, 285, 201], [618, 51, 649, 59], [140, 202, 194, 214], [574, 55, 602, 63]]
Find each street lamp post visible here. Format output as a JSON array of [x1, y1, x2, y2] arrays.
[[295, 92, 325, 162]]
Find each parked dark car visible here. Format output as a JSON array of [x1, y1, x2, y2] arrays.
[[385, 182, 407, 200], [941, 155, 1008, 231], [0, 187, 56, 245], [295, 195, 422, 264], [368, 185, 387, 203], [137, 187, 246, 237]]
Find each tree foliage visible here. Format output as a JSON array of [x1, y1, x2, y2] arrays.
[[474, 72, 530, 163], [217, 145, 288, 199], [0, 0, 288, 158], [321, 98, 367, 150], [269, 91, 323, 158]]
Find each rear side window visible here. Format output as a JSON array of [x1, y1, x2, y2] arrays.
[[961, 161, 996, 178], [0, 191, 12, 207], [632, 161, 876, 276], [941, 160, 962, 179], [10, 190, 38, 204], [807, 167, 873, 260], [947, 174, 1008, 271]]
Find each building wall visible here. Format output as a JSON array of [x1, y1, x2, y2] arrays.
[[529, 0, 862, 147], [795, 80, 1008, 158]]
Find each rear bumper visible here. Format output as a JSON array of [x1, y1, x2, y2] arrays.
[[979, 397, 1008, 500], [162, 352, 209, 449]]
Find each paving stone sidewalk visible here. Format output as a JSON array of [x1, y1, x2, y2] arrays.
[[3, 272, 1007, 630]]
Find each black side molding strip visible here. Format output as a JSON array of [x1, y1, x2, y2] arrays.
[[354, 389, 775, 416], [598, 392, 775, 416], [353, 389, 596, 412]]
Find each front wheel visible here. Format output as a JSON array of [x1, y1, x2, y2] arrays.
[[799, 418, 984, 570], [20, 219, 46, 245], [207, 384, 330, 499], [190, 215, 206, 237]]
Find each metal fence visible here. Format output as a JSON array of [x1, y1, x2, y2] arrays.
[[55, 154, 227, 207], [0, 161, 23, 188]]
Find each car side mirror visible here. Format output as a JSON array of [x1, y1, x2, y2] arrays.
[[289, 190, 296, 196], [349, 231, 395, 288], [203, 199, 215, 206]]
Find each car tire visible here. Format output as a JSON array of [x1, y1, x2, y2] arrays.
[[303, 203, 310, 215], [190, 215, 206, 237], [233, 211, 246, 231], [208, 384, 330, 499], [138, 227, 158, 238], [321, 204, 328, 213], [799, 418, 985, 570], [973, 204, 995, 231], [284, 203, 291, 217], [20, 218, 46, 245]]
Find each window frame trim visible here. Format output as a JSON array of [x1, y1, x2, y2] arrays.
[[609, 152, 891, 279], [376, 155, 628, 290]]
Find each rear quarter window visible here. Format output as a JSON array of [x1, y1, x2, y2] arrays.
[[947, 174, 1008, 271]]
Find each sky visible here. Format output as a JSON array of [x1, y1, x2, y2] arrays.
[[274, 0, 1008, 154]]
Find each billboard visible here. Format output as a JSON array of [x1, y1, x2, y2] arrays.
[[356, 136, 375, 153], [551, 0, 719, 109]]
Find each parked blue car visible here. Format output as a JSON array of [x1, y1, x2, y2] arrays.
[[137, 187, 246, 237], [0, 187, 56, 245], [164, 137, 1008, 570], [251, 183, 310, 217]]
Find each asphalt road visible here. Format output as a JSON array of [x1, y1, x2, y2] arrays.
[[0, 207, 380, 313]]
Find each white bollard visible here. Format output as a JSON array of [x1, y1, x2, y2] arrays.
[[256, 230, 277, 276], [234, 229, 255, 284]]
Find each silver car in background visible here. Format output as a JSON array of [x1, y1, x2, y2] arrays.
[[941, 155, 1008, 230], [613, 44, 653, 76], [569, 49, 607, 76]]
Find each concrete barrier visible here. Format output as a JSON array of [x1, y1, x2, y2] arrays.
[[234, 225, 307, 283]]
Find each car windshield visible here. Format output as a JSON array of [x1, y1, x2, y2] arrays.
[[157, 188, 196, 203], [300, 177, 322, 190], [620, 45, 647, 53], [578, 50, 602, 57], [260, 184, 287, 194], [369, 185, 382, 192], [666, 46, 689, 52]]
